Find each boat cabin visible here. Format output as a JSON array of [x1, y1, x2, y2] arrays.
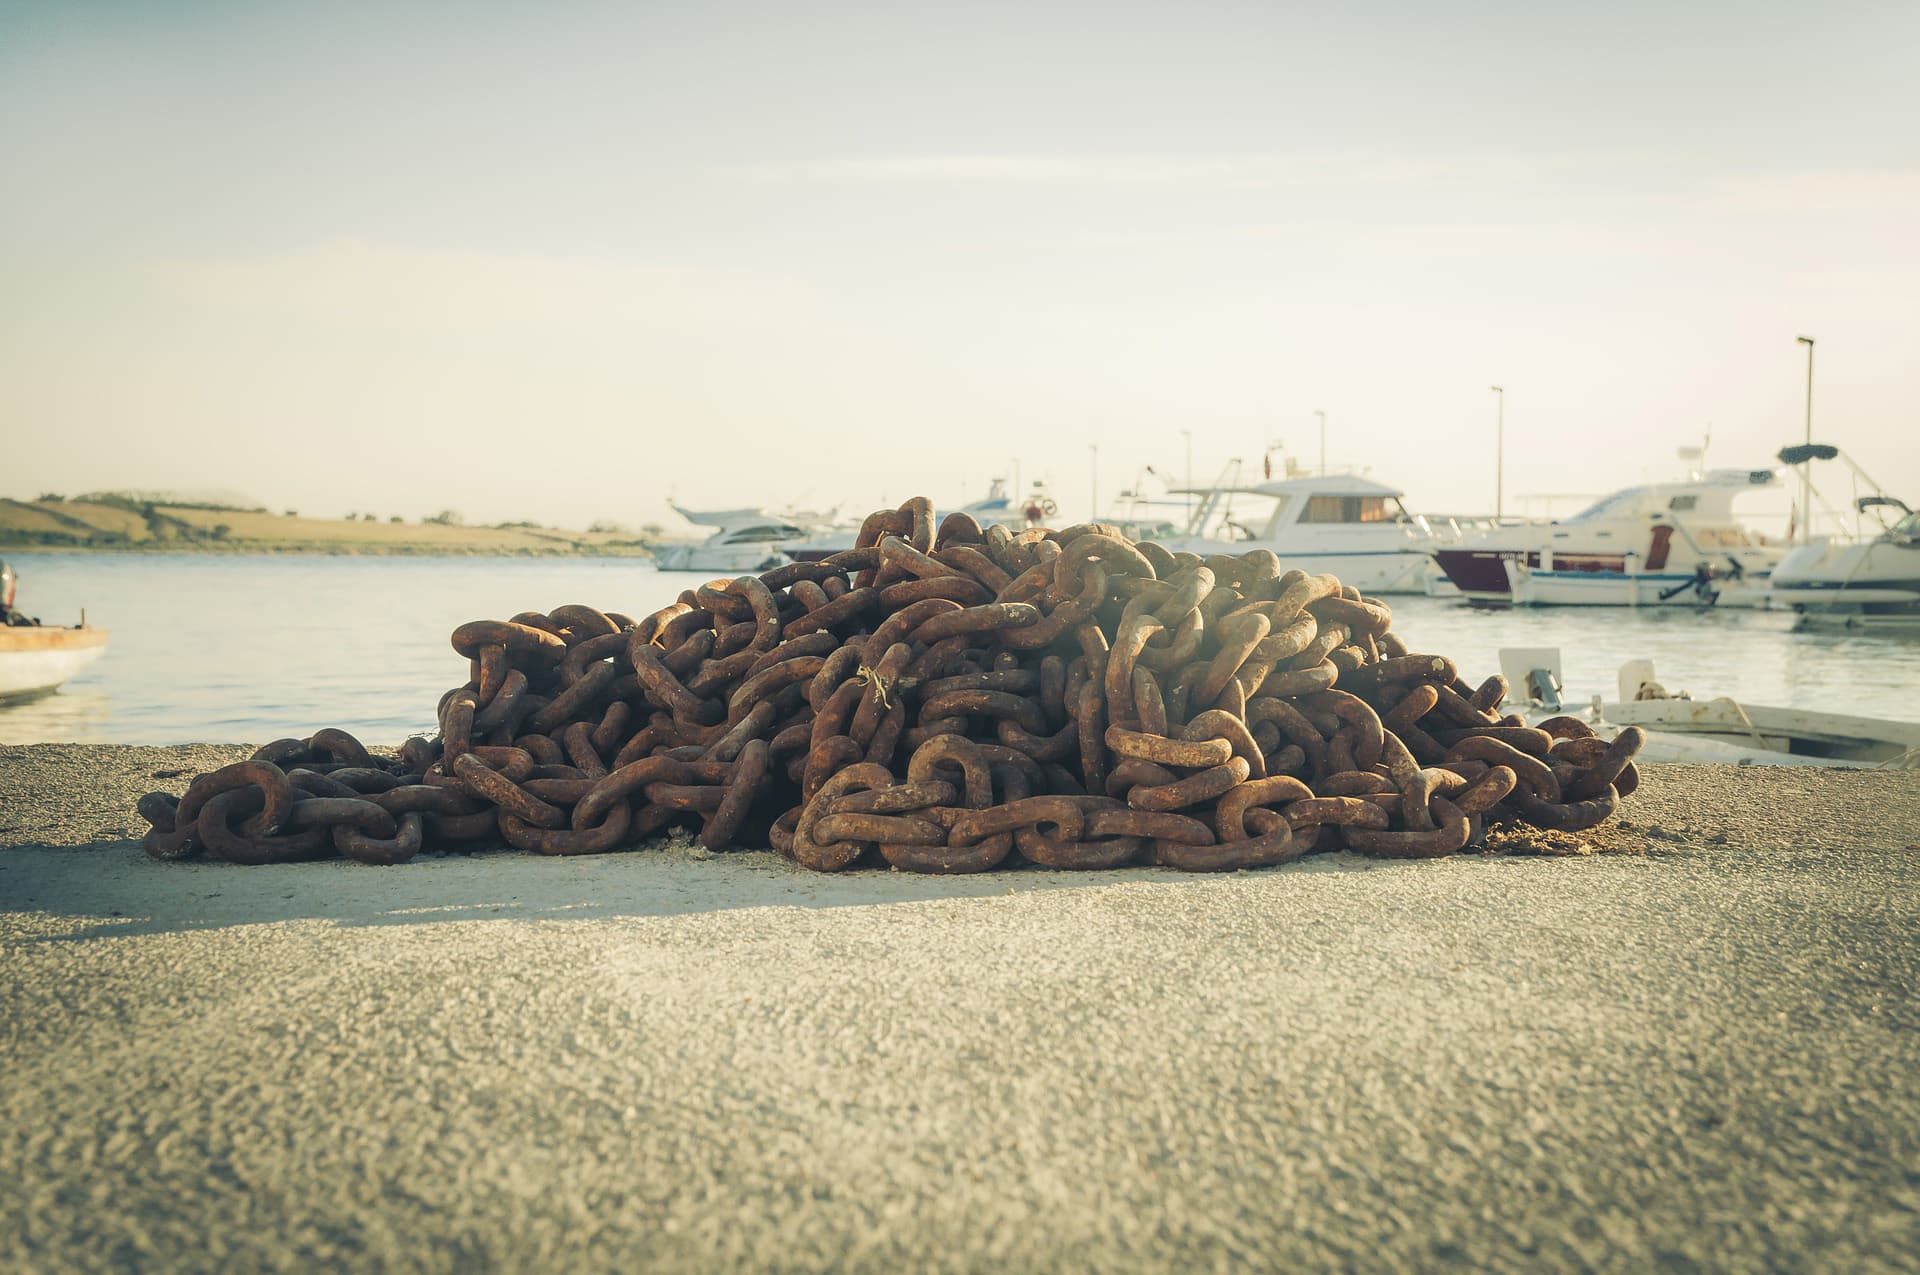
[[1177, 474, 1424, 542], [1548, 469, 1780, 559], [670, 506, 809, 546]]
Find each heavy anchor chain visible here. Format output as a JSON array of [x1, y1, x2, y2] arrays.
[[136, 497, 1644, 870]]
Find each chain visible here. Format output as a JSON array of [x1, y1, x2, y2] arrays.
[[135, 497, 1644, 870]]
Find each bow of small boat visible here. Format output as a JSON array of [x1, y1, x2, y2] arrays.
[[1602, 697, 1920, 767], [0, 626, 111, 702]]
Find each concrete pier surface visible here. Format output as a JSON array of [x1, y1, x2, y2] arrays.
[[3, 744, 1917, 1272]]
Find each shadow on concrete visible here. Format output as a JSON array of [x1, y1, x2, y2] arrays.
[[1, 835, 1396, 941]]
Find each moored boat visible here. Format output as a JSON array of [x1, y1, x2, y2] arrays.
[[1158, 465, 1451, 595], [1496, 647, 1919, 768], [1764, 445, 1919, 625], [1601, 696, 1920, 767], [1434, 468, 1786, 607], [0, 560, 109, 703], [655, 506, 827, 573]]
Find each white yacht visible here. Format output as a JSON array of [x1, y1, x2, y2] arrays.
[[1766, 445, 1918, 624], [1157, 465, 1449, 595], [1432, 468, 1787, 607], [655, 506, 821, 573]]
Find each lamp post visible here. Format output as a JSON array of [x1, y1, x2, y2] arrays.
[[1796, 335, 1815, 542], [1314, 410, 1326, 475], [1490, 386, 1505, 520], [1179, 429, 1193, 530], [1089, 442, 1100, 522]]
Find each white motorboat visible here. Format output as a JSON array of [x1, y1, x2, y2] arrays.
[[1497, 648, 1920, 768], [1765, 444, 1919, 625], [1433, 468, 1787, 607], [654, 506, 823, 573], [1603, 697, 1920, 767], [1770, 510, 1920, 624], [1157, 461, 1451, 595], [0, 560, 109, 703]]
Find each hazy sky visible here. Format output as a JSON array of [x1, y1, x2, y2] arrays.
[[3, 0, 1916, 534]]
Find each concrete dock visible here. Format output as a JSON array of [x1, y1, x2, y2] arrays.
[[3, 744, 1917, 1271]]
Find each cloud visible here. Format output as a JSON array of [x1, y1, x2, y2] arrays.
[[138, 240, 806, 332], [1699, 168, 1920, 213], [722, 153, 1469, 188], [725, 152, 1920, 225]]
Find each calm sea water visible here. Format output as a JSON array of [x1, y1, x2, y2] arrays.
[[4, 551, 1918, 745]]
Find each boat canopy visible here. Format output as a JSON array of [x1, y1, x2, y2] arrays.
[[1172, 473, 1407, 501], [1560, 469, 1778, 524], [670, 504, 812, 538], [1166, 471, 1421, 539], [1778, 443, 1841, 466]]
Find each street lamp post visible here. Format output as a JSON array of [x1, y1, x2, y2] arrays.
[[1490, 386, 1505, 520], [1089, 442, 1099, 522], [1797, 335, 1815, 542], [1179, 429, 1193, 531], [1314, 410, 1326, 476]]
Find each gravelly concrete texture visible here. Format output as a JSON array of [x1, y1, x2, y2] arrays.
[[2, 746, 1918, 1272]]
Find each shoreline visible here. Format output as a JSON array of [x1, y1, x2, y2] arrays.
[[1, 542, 659, 559], [1, 497, 665, 558], [3, 746, 1918, 1269]]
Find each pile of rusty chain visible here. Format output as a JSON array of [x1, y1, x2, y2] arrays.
[[135, 497, 1644, 871]]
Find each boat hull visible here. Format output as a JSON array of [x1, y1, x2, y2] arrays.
[[1162, 542, 1438, 594], [1602, 698, 1920, 767], [1507, 561, 1771, 608], [654, 544, 790, 573], [782, 533, 857, 564], [0, 627, 110, 702], [1766, 538, 1920, 621], [1434, 549, 1771, 607]]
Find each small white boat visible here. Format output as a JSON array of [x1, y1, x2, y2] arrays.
[[1602, 696, 1920, 767], [0, 560, 109, 703], [1434, 467, 1787, 607], [1765, 445, 1919, 625], [655, 506, 824, 573], [1159, 460, 1452, 595], [1498, 648, 1919, 769]]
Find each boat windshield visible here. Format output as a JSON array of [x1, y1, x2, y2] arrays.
[[726, 524, 806, 542], [1299, 494, 1399, 524], [1562, 488, 1647, 523], [1891, 511, 1920, 542]]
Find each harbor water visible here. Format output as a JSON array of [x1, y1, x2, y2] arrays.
[[3, 551, 1917, 745]]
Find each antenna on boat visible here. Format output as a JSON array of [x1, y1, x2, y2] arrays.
[[1179, 430, 1194, 528], [1677, 429, 1709, 480]]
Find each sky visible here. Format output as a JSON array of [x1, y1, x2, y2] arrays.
[[2, 0, 1916, 535]]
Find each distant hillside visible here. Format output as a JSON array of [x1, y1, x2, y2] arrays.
[[0, 496, 654, 557]]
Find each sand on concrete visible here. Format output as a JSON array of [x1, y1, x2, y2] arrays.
[[2, 744, 1918, 1272]]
